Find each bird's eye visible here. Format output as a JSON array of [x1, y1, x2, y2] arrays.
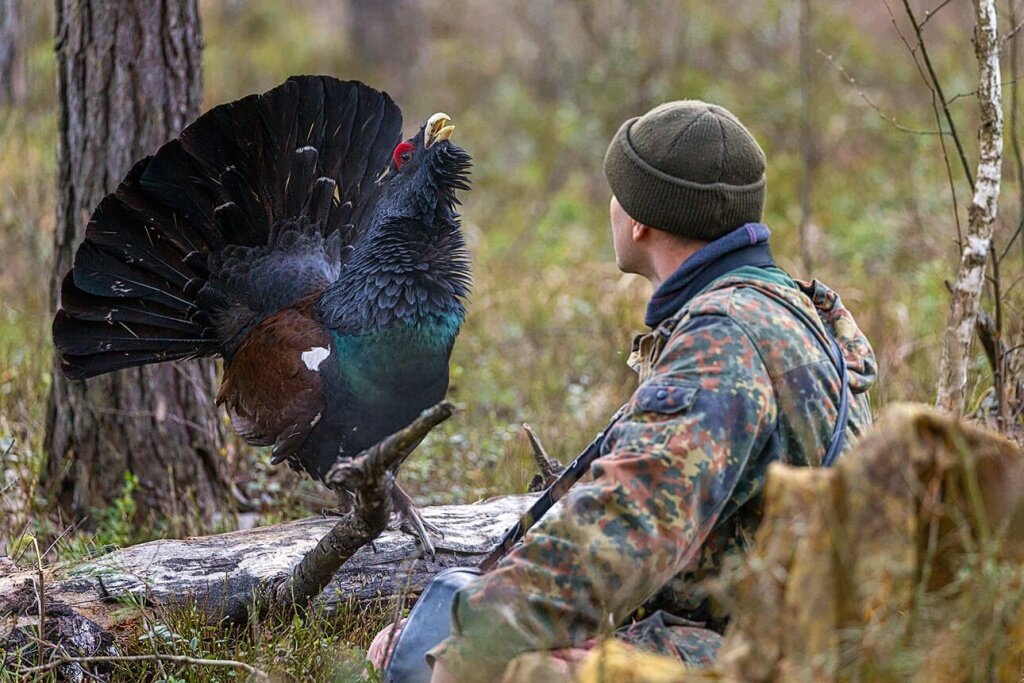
[[393, 142, 415, 170]]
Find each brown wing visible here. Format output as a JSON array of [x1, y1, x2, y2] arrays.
[[217, 303, 331, 465]]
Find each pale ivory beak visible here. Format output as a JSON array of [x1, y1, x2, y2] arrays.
[[424, 112, 455, 148]]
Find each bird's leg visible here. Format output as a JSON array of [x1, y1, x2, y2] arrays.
[[321, 489, 381, 552], [388, 435, 445, 555], [390, 482, 441, 560], [321, 488, 356, 517]]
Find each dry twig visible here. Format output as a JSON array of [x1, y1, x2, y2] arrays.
[[899, 0, 976, 191], [17, 653, 269, 680], [523, 423, 565, 492]]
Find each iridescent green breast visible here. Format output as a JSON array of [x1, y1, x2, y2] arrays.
[[330, 312, 463, 404]]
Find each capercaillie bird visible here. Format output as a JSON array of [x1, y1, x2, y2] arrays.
[[52, 76, 472, 557]]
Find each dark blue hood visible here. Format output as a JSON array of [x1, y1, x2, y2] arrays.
[[645, 223, 776, 328]]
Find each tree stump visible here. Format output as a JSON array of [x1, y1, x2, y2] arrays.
[[712, 403, 1024, 681]]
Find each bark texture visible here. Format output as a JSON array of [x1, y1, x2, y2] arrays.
[[936, 0, 1003, 414], [0, 495, 536, 633], [45, 0, 227, 528]]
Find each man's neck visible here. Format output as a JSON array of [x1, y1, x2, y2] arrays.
[[642, 223, 777, 328], [646, 242, 704, 290]]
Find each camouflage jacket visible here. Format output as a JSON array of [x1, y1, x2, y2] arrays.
[[429, 266, 877, 680]]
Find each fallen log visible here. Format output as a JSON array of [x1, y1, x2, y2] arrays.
[[0, 493, 537, 632]]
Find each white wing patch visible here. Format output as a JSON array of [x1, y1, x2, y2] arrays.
[[301, 346, 330, 372]]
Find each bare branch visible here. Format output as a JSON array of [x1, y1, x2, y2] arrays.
[[989, 242, 1009, 426], [1004, 17, 1024, 44], [945, 74, 1024, 104], [900, 0, 976, 191], [883, 0, 966, 245], [17, 653, 269, 680], [918, 0, 958, 31], [998, 214, 1024, 262], [523, 423, 565, 492], [819, 51, 946, 135]]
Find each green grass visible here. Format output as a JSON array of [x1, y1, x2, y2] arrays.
[[1, 0, 1023, 680], [1, 595, 393, 682]]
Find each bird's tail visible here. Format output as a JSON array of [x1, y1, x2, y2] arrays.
[[53, 76, 402, 379]]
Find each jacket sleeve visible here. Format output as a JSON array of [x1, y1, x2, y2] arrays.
[[428, 312, 777, 681]]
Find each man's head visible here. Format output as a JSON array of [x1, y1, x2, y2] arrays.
[[604, 101, 766, 281]]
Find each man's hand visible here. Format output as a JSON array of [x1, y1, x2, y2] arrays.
[[429, 647, 590, 682], [366, 619, 406, 671]]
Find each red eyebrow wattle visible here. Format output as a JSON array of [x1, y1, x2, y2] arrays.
[[393, 141, 414, 169]]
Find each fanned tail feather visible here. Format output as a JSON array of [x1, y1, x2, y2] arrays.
[[54, 76, 403, 379]]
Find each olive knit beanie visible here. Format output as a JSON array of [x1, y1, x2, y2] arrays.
[[603, 100, 766, 241]]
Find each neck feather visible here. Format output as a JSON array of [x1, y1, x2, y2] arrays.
[[317, 217, 470, 333]]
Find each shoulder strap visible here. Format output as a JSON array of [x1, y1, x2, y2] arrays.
[[821, 333, 851, 466]]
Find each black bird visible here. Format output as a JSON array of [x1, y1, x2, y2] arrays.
[[52, 76, 472, 556]]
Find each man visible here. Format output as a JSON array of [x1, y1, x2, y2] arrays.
[[372, 101, 877, 681]]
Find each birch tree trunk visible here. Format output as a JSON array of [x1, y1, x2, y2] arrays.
[[936, 0, 1003, 415], [44, 0, 228, 529]]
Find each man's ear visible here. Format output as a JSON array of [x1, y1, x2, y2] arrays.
[[631, 221, 648, 243]]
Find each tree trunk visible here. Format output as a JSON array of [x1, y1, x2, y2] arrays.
[[0, 0, 27, 106], [935, 0, 1003, 415], [797, 0, 818, 275], [348, 0, 426, 102], [45, 0, 227, 531]]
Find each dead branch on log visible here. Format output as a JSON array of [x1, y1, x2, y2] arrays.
[[3, 400, 540, 679], [523, 423, 565, 492], [266, 401, 456, 615]]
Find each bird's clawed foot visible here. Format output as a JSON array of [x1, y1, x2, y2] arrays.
[[322, 489, 356, 518], [390, 483, 443, 560]]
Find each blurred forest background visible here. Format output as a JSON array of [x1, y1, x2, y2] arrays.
[[0, 0, 1023, 678]]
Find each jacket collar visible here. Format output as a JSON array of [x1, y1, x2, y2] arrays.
[[644, 223, 776, 328]]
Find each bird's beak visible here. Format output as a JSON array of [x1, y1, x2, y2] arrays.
[[424, 112, 455, 149]]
